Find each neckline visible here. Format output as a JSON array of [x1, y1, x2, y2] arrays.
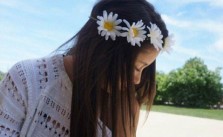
[[58, 54, 73, 92]]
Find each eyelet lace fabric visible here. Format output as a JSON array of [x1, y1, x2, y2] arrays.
[[0, 61, 28, 137], [0, 54, 111, 137]]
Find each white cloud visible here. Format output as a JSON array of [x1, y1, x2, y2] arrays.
[[162, 14, 223, 33], [151, 0, 223, 81], [0, 0, 44, 15], [203, 0, 223, 7], [164, 0, 223, 8], [213, 39, 223, 52], [0, 0, 17, 7], [174, 45, 201, 57], [162, 14, 223, 57], [170, 37, 223, 64], [161, 14, 192, 28]]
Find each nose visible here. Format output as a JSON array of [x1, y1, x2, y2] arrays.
[[134, 72, 141, 85]]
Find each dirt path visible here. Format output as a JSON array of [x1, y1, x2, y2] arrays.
[[136, 111, 223, 137]]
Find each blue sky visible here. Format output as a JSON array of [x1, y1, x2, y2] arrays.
[[0, 0, 223, 82]]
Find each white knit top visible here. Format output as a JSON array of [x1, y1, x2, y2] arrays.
[[0, 54, 111, 137]]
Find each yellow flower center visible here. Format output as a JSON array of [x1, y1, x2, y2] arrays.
[[104, 21, 114, 31], [132, 28, 139, 37]]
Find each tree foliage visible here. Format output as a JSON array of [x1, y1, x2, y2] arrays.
[[155, 71, 169, 104], [156, 57, 223, 108]]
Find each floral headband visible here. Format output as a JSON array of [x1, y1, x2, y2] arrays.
[[93, 10, 174, 53]]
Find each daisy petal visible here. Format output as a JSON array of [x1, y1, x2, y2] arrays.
[[108, 12, 113, 21], [96, 10, 122, 41], [123, 19, 131, 28], [112, 14, 118, 21], [97, 16, 104, 21], [115, 19, 122, 25], [101, 30, 106, 36], [147, 22, 164, 50], [103, 10, 108, 20], [121, 20, 147, 46]]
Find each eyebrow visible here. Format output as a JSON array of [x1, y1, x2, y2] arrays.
[[139, 60, 149, 66], [141, 49, 150, 55]]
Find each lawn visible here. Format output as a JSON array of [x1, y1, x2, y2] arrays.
[[142, 105, 223, 121]]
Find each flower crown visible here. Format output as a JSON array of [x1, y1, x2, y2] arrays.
[[93, 10, 174, 53]]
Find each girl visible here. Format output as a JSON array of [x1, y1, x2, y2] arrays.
[[0, 0, 173, 136]]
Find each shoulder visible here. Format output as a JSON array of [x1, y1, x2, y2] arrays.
[[63, 55, 74, 82], [3, 54, 72, 92], [5, 54, 67, 87]]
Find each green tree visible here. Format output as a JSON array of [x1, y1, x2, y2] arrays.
[[165, 57, 223, 108], [155, 71, 169, 104]]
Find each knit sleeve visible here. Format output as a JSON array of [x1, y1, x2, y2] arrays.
[[0, 62, 28, 137]]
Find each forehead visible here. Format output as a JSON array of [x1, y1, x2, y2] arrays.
[[135, 46, 159, 63]]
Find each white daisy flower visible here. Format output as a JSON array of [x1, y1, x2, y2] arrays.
[[162, 34, 175, 53], [97, 10, 122, 41], [121, 19, 147, 47], [147, 22, 163, 51]]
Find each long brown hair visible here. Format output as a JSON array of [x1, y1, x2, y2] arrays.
[[62, 0, 169, 136]]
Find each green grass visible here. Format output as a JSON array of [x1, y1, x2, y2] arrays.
[[142, 105, 223, 121]]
